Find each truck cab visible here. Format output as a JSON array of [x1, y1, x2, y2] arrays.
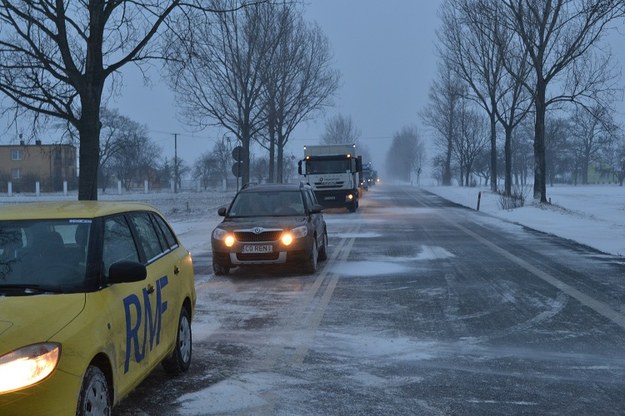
[[298, 144, 362, 212]]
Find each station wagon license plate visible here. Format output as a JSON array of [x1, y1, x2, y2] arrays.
[[242, 244, 273, 253]]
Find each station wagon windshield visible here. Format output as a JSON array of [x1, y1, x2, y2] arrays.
[[228, 191, 306, 217]]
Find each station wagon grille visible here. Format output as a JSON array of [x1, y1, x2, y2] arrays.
[[235, 230, 282, 242]]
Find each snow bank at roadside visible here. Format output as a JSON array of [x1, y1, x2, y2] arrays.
[[422, 184, 625, 257]]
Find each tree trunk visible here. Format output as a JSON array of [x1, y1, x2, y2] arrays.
[[267, 104, 276, 183], [78, 97, 102, 201], [581, 151, 590, 184], [489, 111, 497, 192], [534, 82, 548, 203], [240, 125, 251, 186], [277, 140, 284, 183], [443, 140, 453, 185], [504, 125, 513, 196]]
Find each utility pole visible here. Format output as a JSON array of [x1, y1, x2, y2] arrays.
[[173, 133, 178, 193]]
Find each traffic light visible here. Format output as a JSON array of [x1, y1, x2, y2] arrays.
[[232, 146, 243, 178]]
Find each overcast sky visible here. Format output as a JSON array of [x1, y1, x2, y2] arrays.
[[3, 1, 622, 177], [111, 0, 443, 172]]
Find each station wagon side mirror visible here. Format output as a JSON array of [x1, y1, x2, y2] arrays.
[[218, 207, 227, 216], [309, 204, 325, 214], [109, 261, 147, 284]]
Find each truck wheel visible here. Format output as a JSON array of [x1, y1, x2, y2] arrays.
[[162, 306, 192, 374], [77, 366, 111, 416], [348, 201, 357, 212]]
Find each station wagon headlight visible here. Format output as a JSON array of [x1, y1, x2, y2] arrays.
[[224, 235, 236, 247], [213, 228, 236, 247], [282, 225, 308, 246], [281, 232, 294, 246], [0, 343, 60, 394]]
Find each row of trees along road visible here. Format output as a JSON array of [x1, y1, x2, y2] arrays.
[[0, 1, 338, 200], [165, 0, 338, 187], [426, 0, 625, 203]]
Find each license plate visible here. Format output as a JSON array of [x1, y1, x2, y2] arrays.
[[324, 196, 336, 200], [242, 244, 273, 253]]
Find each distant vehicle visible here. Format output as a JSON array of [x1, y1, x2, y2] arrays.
[[360, 162, 377, 191], [298, 144, 362, 212], [0, 202, 196, 416], [211, 183, 328, 275]]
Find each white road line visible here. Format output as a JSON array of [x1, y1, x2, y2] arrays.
[[291, 228, 357, 364], [455, 217, 625, 332]]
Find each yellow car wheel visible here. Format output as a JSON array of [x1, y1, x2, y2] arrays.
[[77, 365, 111, 416], [162, 306, 192, 374]]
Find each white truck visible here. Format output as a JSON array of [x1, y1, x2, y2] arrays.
[[298, 144, 362, 212]]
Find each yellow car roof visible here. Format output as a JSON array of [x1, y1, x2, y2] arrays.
[[0, 201, 161, 220]]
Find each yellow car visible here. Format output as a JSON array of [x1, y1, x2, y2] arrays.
[[0, 202, 196, 416]]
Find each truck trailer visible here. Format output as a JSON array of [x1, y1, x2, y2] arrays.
[[298, 144, 362, 212]]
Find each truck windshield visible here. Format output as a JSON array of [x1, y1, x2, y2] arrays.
[[306, 159, 352, 174]]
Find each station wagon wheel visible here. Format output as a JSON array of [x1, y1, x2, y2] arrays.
[[304, 238, 318, 274], [213, 262, 230, 276], [318, 231, 328, 262], [77, 365, 111, 416], [162, 306, 192, 374]]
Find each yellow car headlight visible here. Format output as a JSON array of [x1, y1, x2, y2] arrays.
[[0, 343, 61, 394]]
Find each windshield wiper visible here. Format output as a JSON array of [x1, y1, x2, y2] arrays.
[[0, 284, 64, 295]]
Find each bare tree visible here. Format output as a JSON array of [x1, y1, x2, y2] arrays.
[[440, 0, 535, 195], [0, 1, 266, 200], [453, 107, 489, 186], [98, 109, 148, 191], [193, 152, 219, 190], [503, 0, 624, 202], [609, 132, 625, 186], [321, 114, 361, 145], [109, 130, 162, 191], [511, 121, 535, 186], [422, 63, 466, 185], [258, 4, 339, 183], [59, 108, 153, 192], [193, 136, 234, 190], [544, 117, 574, 186], [0, 1, 183, 200], [166, 0, 276, 186], [385, 125, 426, 183], [569, 104, 618, 184], [439, 0, 505, 192]]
